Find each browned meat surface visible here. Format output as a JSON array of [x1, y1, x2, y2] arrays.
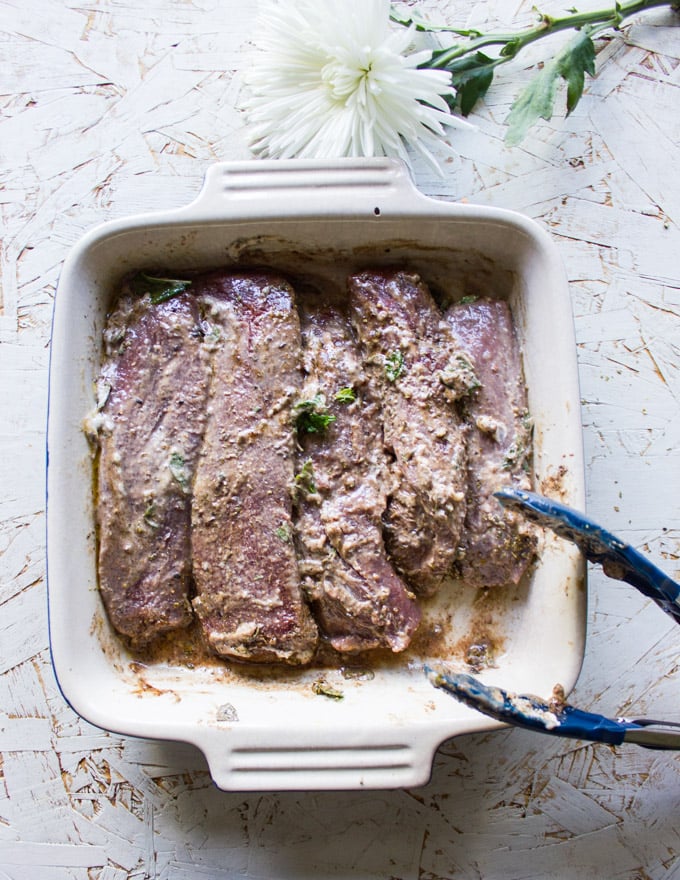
[[94, 289, 211, 644], [348, 270, 474, 597], [190, 272, 318, 664], [445, 297, 537, 587], [295, 299, 421, 653]]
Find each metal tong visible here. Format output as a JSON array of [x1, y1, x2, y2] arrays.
[[427, 488, 680, 750]]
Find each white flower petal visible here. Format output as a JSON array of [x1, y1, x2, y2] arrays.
[[240, 0, 473, 171]]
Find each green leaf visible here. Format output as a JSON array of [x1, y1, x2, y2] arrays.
[[505, 30, 595, 146], [390, 11, 482, 36], [385, 350, 405, 383], [275, 524, 291, 542], [561, 30, 596, 114], [334, 386, 357, 404], [130, 272, 192, 304], [293, 459, 317, 496], [294, 394, 336, 434], [445, 52, 497, 116], [312, 679, 344, 700], [499, 38, 522, 59], [168, 452, 190, 493], [143, 500, 160, 529]]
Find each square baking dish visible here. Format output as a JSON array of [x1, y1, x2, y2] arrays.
[[47, 158, 585, 791]]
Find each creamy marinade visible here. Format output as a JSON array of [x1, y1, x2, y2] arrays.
[[445, 297, 537, 587], [86, 267, 536, 665], [87, 286, 210, 644], [295, 293, 421, 652], [348, 270, 475, 597]]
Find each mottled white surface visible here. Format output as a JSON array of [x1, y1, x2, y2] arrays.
[[1, 0, 679, 877]]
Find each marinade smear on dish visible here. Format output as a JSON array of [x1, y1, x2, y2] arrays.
[[295, 297, 421, 653], [348, 269, 477, 597], [445, 297, 537, 586], [92, 286, 211, 644], [190, 271, 319, 665]]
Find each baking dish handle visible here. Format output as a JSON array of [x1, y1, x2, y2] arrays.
[[183, 158, 434, 220], [195, 724, 448, 792]]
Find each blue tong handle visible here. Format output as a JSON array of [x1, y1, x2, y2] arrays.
[[426, 490, 680, 748], [427, 669, 680, 750], [494, 488, 680, 625]]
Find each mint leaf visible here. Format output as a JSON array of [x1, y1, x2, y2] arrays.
[[168, 452, 190, 493], [293, 459, 317, 497], [385, 350, 405, 382], [275, 524, 291, 542], [334, 386, 357, 404], [130, 272, 192, 304], [312, 679, 344, 700], [143, 500, 160, 529], [505, 30, 596, 146], [294, 394, 336, 434]]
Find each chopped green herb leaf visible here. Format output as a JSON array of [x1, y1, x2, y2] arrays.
[[169, 452, 190, 493], [502, 440, 530, 472], [456, 354, 481, 391], [459, 295, 479, 304], [440, 352, 480, 399], [130, 272, 192, 304], [295, 394, 336, 434], [293, 459, 317, 496], [312, 680, 344, 700], [275, 525, 291, 543], [143, 501, 160, 529], [385, 349, 405, 382], [203, 323, 221, 345], [334, 386, 357, 404]]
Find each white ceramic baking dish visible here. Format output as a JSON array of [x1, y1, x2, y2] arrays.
[[47, 158, 585, 791]]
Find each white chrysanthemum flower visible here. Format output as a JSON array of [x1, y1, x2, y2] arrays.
[[241, 0, 472, 172]]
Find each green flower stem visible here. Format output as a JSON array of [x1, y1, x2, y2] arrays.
[[393, 0, 675, 68], [393, 0, 677, 139]]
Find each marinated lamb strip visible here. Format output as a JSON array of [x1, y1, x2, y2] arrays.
[[295, 299, 421, 653], [93, 286, 211, 644], [445, 297, 537, 587], [191, 271, 318, 665], [348, 270, 475, 597]]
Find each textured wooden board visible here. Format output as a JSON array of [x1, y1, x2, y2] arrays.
[[1, 0, 679, 876]]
